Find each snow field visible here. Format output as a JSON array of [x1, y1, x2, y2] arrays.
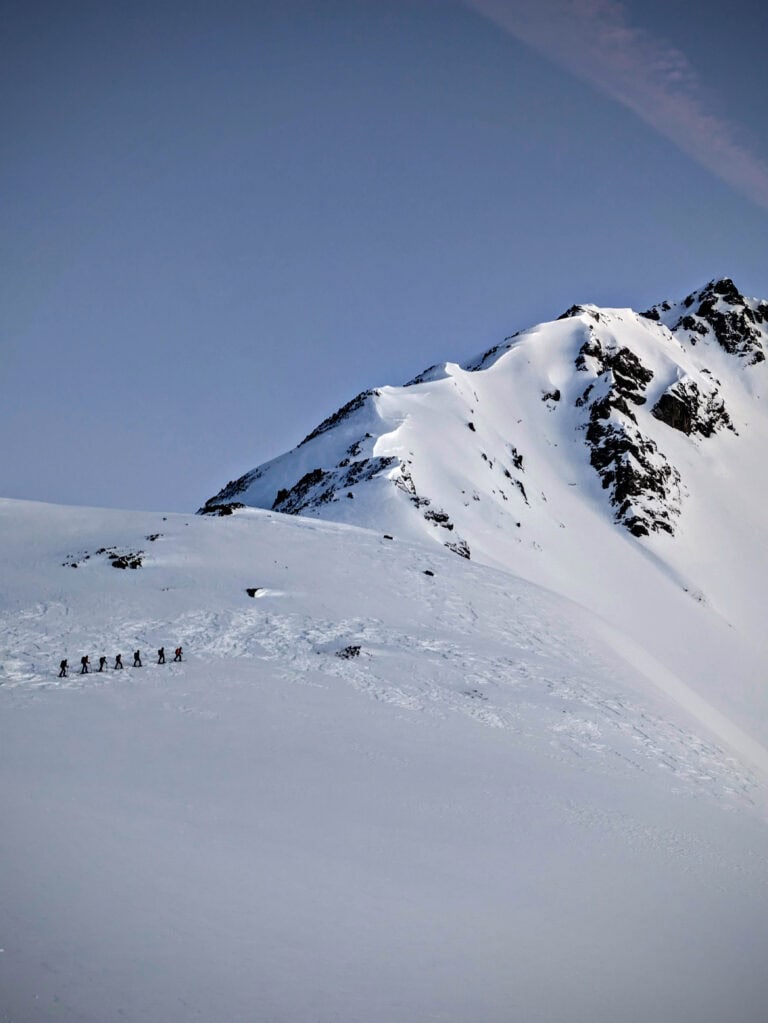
[[204, 295, 768, 765], [2, 500, 768, 1021]]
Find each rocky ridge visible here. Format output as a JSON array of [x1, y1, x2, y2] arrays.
[[200, 278, 766, 562], [643, 277, 767, 365]]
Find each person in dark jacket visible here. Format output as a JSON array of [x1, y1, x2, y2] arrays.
[[173, 646, 183, 662], [98, 656, 107, 672], [114, 654, 123, 669], [133, 650, 142, 667], [157, 647, 165, 664], [59, 659, 68, 678], [80, 655, 89, 674]]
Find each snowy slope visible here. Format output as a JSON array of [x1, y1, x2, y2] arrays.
[[202, 278, 768, 748], [2, 498, 768, 1022]]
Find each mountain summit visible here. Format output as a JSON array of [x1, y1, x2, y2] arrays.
[[201, 278, 768, 748], [5, 280, 768, 1019], [201, 277, 767, 550]]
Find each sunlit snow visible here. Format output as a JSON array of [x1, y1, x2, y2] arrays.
[[2, 499, 767, 1022]]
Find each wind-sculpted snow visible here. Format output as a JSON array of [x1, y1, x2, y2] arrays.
[[2, 500, 768, 787], [6, 590, 751, 797], [3, 500, 768, 1022], [202, 279, 764, 549]]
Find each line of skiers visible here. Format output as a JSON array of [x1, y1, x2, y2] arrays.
[[58, 646, 182, 677]]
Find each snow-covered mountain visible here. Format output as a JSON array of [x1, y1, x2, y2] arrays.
[[2, 498, 768, 1022], [202, 278, 767, 546], [203, 276, 767, 545], [4, 278, 768, 1021], [202, 277, 768, 748]]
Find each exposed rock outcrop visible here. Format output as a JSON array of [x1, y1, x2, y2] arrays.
[[299, 390, 380, 446], [651, 378, 734, 438], [200, 277, 766, 553], [576, 337, 681, 537], [646, 278, 767, 365], [272, 456, 398, 515]]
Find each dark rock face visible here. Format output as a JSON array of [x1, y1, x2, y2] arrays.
[[63, 546, 145, 569], [198, 475, 257, 513], [199, 394, 385, 515], [586, 418, 680, 537], [299, 390, 379, 446], [200, 502, 246, 517], [272, 456, 398, 515], [668, 279, 766, 365], [577, 342, 653, 402], [109, 552, 143, 569], [273, 468, 335, 513], [675, 315, 708, 338], [404, 364, 440, 387], [651, 379, 734, 438], [335, 645, 361, 659], [651, 392, 694, 435], [389, 463, 472, 557], [558, 304, 601, 323], [393, 461, 419, 499], [640, 300, 670, 321], [444, 538, 471, 559], [509, 446, 524, 471], [576, 337, 680, 537], [342, 457, 395, 487], [423, 509, 454, 530]]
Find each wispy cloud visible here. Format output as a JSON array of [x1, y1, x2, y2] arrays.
[[464, 0, 768, 211]]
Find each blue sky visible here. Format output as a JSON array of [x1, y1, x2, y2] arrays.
[[3, 0, 767, 512]]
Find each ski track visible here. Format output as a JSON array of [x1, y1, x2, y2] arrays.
[[0, 594, 758, 811]]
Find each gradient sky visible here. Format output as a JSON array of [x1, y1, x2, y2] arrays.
[[3, 0, 767, 512]]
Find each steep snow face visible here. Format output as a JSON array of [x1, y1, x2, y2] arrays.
[[201, 280, 768, 742], [202, 280, 765, 556]]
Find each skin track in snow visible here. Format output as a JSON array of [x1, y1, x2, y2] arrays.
[[1, 499, 768, 1022]]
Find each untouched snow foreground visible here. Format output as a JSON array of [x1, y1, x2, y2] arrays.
[[1, 499, 768, 1022]]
